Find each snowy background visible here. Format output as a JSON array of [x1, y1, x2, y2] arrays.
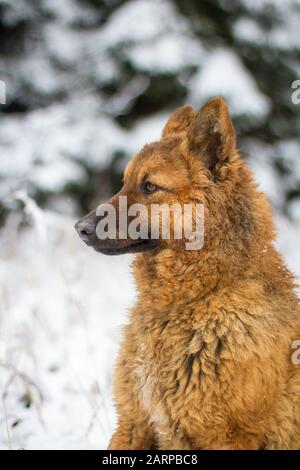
[[0, 0, 300, 450]]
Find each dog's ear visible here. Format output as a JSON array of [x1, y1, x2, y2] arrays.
[[162, 105, 195, 138], [188, 97, 237, 178]]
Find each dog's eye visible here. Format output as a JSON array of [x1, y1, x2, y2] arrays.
[[143, 182, 158, 194]]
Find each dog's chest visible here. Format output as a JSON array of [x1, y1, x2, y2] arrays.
[[133, 324, 212, 437], [134, 352, 172, 437], [132, 316, 238, 440]]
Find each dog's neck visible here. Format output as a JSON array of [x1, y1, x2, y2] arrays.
[[133, 246, 253, 313]]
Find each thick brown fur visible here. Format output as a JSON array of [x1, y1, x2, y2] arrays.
[[106, 98, 300, 450]]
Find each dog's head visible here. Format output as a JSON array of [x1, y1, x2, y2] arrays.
[[75, 97, 239, 255]]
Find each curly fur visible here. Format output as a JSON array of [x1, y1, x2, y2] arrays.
[[108, 98, 300, 450]]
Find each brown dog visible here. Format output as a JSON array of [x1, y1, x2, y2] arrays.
[[76, 97, 300, 449]]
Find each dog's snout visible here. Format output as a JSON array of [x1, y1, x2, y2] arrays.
[[75, 218, 96, 242]]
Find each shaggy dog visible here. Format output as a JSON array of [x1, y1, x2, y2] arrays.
[[75, 97, 300, 449]]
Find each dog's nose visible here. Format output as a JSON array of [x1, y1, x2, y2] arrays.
[[75, 218, 96, 243]]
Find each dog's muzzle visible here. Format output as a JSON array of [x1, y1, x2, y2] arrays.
[[75, 212, 159, 255]]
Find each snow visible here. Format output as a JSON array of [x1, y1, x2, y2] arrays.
[[188, 48, 271, 118], [0, 97, 127, 200], [233, 18, 266, 44], [0, 204, 135, 450], [129, 35, 204, 73], [289, 199, 300, 223], [237, 0, 300, 51], [125, 113, 169, 155], [101, 0, 188, 44], [42, 0, 98, 26], [276, 140, 300, 188], [241, 0, 300, 11], [275, 215, 300, 279], [1, 0, 295, 211], [246, 140, 284, 210], [0, 91, 175, 203], [0, 0, 35, 26], [0, 195, 300, 450]]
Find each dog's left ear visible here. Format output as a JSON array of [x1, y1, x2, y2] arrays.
[[162, 105, 195, 138], [188, 97, 237, 178]]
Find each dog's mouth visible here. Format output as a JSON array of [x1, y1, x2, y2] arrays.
[[92, 238, 159, 256]]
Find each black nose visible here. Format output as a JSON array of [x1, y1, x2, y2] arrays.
[[75, 218, 96, 243]]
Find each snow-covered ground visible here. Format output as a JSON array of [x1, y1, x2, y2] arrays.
[[0, 194, 300, 450], [0, 204, 135, 450]]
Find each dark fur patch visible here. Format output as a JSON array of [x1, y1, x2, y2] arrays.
[[214, 337, 224, 358]]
